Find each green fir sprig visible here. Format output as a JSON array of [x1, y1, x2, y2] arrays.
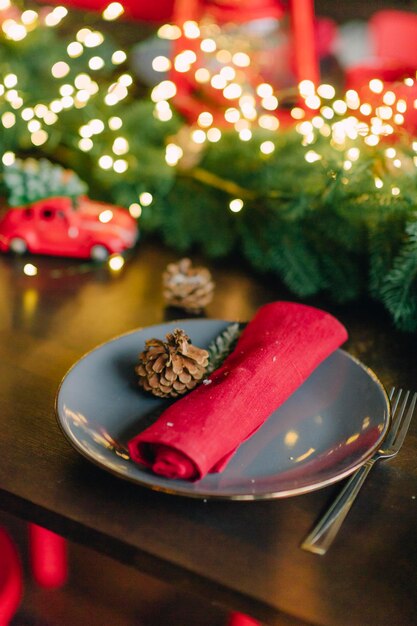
[[206, 323, 242, 375]]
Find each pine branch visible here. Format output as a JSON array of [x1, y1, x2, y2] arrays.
[[206, 323, 242, 375]]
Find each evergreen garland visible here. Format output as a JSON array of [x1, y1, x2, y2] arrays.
[[0, 7, 416, 332]]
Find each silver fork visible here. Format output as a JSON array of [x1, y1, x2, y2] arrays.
[[301, 387, 417, 555]]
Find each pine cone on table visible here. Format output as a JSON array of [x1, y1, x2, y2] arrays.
[[162, 258, 215, 313], [135, 328, 209, 398]]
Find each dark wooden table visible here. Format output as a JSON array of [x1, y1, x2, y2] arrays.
[[0, 240, 416, 626]]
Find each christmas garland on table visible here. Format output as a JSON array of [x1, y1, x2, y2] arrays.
[[0, 6, 416, 331]]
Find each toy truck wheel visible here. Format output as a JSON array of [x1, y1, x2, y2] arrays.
[[9, 238, 27, 254], [90, 244, 109, 261]]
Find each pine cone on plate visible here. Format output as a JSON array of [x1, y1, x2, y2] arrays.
[[135, 328, 209, 398], [162, 258, 215, 313]]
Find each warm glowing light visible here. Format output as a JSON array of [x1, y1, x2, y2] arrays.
[[109, 116, 122, 130], [317, 84, 335, 99], [374, 177, 383, 188], [376, 106, 392, 120], [99, 209, 113, 223], [113, 159, 128, 173], [291, 107, 305, 120], [129, 203, 142, 218], [51, 62, 70, 78], [262, 95, 278, 110], [195, 68, 210, 83], [45, 6, 68, 27], [50, 100, 63, 113], [165, 143, 183, 165], [183, 20, 200, 39], [216, 49, 232, 64], [256, 83, 273, 98], [299, 79, 315, 97], [305, 95, 321, 109], [284, 430, 299, 447], [198, 111, 213, 127], [108, 254, 125, 271], [333, 99, 348, 115], [89, 56, 105, 70], [21, 108, 34, 121], [175, 50, 197, 72], [201, 38, 216, 53], [61, 95, 74, 109], [152, 56, 171, 72], [119, 74, 133, 87], [157, 24, 181, 40], [305, 150, 322, 163], [84, 31, 104, 48], [2, 20, 27, 41], [347, 147, 360, 161], [192, 129, 206, 144], [21, 10, 38, 25], [223, 83, 242, 100], [31, 130, 48, 146], [44, 111, 58, 125], [79, 138, 93, 151], [258, 114, 279, 130], [397, 99, 407, 113], [102, 2, 124, 20], [4, 73, 17, 88], [2, 112, 15, 128], [151, 80, 176, 102], [385, 147, 396, 158], [220, 66, 235, 81], [112, 136, 129, 154], [345, 90, 360, 109], [2, 151, 15, 166], [67, 41, 83, 57], [260, 141, 275, 155], [239, 128, 252, 141], [343, 160, 352, 170], [112, 50, 127, 65], [139, 192, 153, 206], [28, 119, 41, 133], [23, 263, 38, 277], [391, 186, 400, 196], [207, 127, 221, 142], [224, 107, 240, 123], [360, 103, 372, 115], [394, 113, 404, 125], [383, 91, 396, 105], [232, 52, 250, 67], [99, 155, 113, 169], [369, 79, 384, 94], [229, 198, 243, 212], [211, 74, 227, 90]]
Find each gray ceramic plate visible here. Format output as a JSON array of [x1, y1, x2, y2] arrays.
[[56, 319, 390, 500]]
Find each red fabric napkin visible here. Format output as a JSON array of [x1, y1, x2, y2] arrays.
[[128, 302, 348, 481]]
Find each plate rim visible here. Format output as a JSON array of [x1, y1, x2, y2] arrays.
[[55, 319, 391, 501]]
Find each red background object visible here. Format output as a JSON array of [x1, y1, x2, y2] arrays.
[[29, 524, 68, 588], [36, 0, 176, 22], [0, 528, 22, 626]]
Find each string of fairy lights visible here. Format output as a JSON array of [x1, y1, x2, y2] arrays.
[[1, 0, 417, 276]]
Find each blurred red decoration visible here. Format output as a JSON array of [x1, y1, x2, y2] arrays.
[[29, 524, 68, 589], [0, 528, 22, 626], [0, 196, 138, 260], [346, 10, 417, 135], [36, 0, 176, 22]]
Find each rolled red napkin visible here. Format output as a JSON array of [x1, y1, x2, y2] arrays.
[[128, 302, 348, 481]]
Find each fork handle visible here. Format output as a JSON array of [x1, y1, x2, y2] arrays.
[[301, 459, 375, 555]]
